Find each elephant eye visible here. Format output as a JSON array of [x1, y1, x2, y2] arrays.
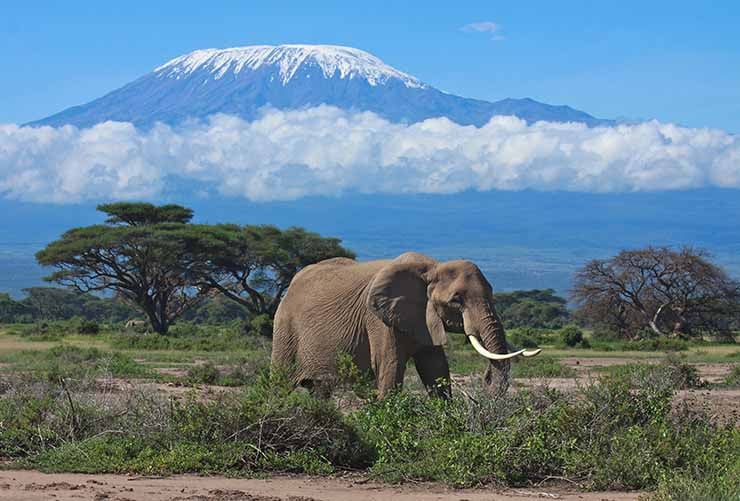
[[448, 294, 464, 308]]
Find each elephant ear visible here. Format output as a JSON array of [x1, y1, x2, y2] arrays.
[[367, 254, 447, 346]]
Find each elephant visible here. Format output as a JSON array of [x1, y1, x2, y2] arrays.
[[271, 252, 540, 398]]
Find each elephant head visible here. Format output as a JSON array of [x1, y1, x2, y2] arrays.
[[367, 252, 540, 396]]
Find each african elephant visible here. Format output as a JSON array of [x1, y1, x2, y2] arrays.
[[271, 252, 540, 398]]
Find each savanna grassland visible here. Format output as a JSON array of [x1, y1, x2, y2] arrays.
[[0, 321, 738, 501]]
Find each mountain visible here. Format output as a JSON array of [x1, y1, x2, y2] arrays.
[[30, 44, 612, 128]]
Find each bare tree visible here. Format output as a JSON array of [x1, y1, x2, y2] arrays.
[[572, 247, 740, 339]]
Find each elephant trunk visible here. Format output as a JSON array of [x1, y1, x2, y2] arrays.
[[462, 300, 513, 397]]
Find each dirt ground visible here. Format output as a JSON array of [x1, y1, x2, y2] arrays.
[[0, 470, 643, 501]]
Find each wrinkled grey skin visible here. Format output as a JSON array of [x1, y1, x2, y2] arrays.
[[271, 252, 510, 398]]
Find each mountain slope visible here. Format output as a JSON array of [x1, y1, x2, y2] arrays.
[[30, 44, 612, 128]]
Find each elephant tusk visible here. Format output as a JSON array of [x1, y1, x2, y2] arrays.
[[467, 335, 525, 360], [522, 349, 542, 357]]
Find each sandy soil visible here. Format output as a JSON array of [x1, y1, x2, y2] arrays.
[[0, 470, 642, 501]]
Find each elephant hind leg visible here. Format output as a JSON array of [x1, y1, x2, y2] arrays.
[[413, 346, 452, 399]]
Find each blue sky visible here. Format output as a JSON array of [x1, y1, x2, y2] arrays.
[[2, 1, 739, 131]]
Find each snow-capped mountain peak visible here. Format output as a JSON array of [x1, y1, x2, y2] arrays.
[[153, 44, 427, 89], [30, 43, 612, 129]]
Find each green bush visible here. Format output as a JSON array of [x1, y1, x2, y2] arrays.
[[2, 366, 737, 491], [109, 323, 269, 352], [5, 372, 373, 475], [77, 319, 100, 335], [601, 356, 704, 390], [508, 328, 540, 349], [559, 324, 589, 348], [625, 337, 689, 352], [187, 362, 221, 385], [722, 365, 740, 387], [167, 321, 200, 338], [249, 314, 274, 337]]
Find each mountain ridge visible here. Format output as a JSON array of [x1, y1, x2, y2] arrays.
[[29, 44, 613, 129]]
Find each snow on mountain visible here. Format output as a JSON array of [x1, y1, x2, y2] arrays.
[[154, 45, 427, 88], [29, 44, 612, 129]]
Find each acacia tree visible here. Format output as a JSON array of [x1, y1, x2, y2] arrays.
[[36, 203, 208, 334], [572, 246, 740, 339], [191, 224, 355, 318]]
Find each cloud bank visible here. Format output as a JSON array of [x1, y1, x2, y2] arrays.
[[1, 106, 739, 203]]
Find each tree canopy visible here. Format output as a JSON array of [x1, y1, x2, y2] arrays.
[[572, 246, 740, 339], [494, 289, 570, 329], [36, 203, 207, 334], [35, 203, 355, 334], [190, 224, 355, 318]]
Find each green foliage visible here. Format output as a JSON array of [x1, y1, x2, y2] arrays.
[[559, 324, 590, 348], [109, 322, 271, 353], [0, 345, 152, 380], [0, 287, 138, 324], [650, 468, 740, 501], [192, 224, 355, 318], [721, 365, 740, 387], [601, 356, 704, 389], [494, 289, 570, 329], [186, 362, 221, 385], [184, 360, 261, 387], [249, 314, 274, 338], [351, 375, 739, 489], [76, 319, 100, 335], [5, 372, 373, 475], [98, 202, 194, 226], [336, 353, 377, 401], [507, 327, 541, 348], [182, 295, 250, 324], [2, 368, 737, 491]]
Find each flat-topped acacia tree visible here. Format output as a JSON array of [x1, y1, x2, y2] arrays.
[[36, 202, 207, 334]]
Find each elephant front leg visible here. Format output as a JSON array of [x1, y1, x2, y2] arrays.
[[371, 340, 409, 398], [413, 346, 452, 399]]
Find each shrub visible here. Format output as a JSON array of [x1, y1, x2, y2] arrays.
[[602, 356, 704, 390], [187, 362, 220, 385], [5, 372, 374, 474], [722, 365, 740, 387], [249, 314, 274, 337], [624, 337, 689, 352], [167, 321, 200, 338], [77, 319, 100, 335], [559, 324, 589, 348], [508, 328, 540, 349], [1, 364, 737, 491]]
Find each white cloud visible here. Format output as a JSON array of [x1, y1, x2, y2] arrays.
[[462, 21, 505, 40], [1, 106, 739, 203]]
